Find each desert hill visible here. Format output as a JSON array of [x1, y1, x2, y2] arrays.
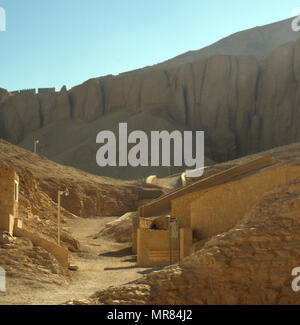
[[1, 17, 300, 179], [0, 139, 163, 243]]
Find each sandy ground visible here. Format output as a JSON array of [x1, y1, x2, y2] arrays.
[[0, 217, 159, 305]]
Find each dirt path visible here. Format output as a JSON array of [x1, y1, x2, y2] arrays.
[[1, 217, 156, 305]]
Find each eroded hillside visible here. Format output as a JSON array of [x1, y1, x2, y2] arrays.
[[0, 139, 164, 245], [1, 18, 300, 179]]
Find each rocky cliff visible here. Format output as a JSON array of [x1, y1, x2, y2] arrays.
[[1, 17, 300, 179]]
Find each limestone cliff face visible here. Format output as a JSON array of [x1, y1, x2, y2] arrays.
[[1, 18, 300, 176], [39, 85, 71, 126], [0, 86, 71, 143]]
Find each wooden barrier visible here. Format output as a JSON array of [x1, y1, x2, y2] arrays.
[[139, 155, 275, 218]]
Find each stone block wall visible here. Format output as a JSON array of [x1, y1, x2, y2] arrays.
[[0, 166, 19, 234], [137, 228, 192, 267], [187, 166, 300, 241], [38, 88, 56, 94]]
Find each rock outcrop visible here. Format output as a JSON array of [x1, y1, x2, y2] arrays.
[[1, 17, 300, 179], [95, 212, 138, 243], [0, 235, 70, 295]]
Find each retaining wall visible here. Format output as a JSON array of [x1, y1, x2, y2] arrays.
[[14, 226, 69, 268], [187, 166, 300, 240]]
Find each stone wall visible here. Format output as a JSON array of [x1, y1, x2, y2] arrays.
[[0, 166, 19, 235], [19, 89, 36, 95], [38, 88, 56, 94], [137, 229, 179, 267], [10, 87, 57, 96], [140, 155, 273, 219], [137, 227, 192, 267], [14, 225, 69, 268], [173, 166, 300, 242]]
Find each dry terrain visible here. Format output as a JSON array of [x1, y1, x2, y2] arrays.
[[0, 216, 157, 305], [3, 15, 300, 306], [2, 141, 300, 304], [65, 142, 300, 305], [0, 139, 164, 247], [84, 178, 300, 305], [0, 139, 165, 305]]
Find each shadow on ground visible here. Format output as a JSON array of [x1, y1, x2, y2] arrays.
[[104, 266, 164, 273], [99, 247, 132, 258]]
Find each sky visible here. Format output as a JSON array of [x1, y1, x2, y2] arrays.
[[0, 0, 299, 92]]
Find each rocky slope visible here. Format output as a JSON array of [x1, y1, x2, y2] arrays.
[[68, 141, 300, 305], [0, 139, 165, 298], [0, 232, 70, 301], [1, 17, 300, 179], [0, 139, 163, 246], [94, 211, 138, 243]]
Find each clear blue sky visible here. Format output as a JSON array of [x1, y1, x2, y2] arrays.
[[0, 0, 299, 91]]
